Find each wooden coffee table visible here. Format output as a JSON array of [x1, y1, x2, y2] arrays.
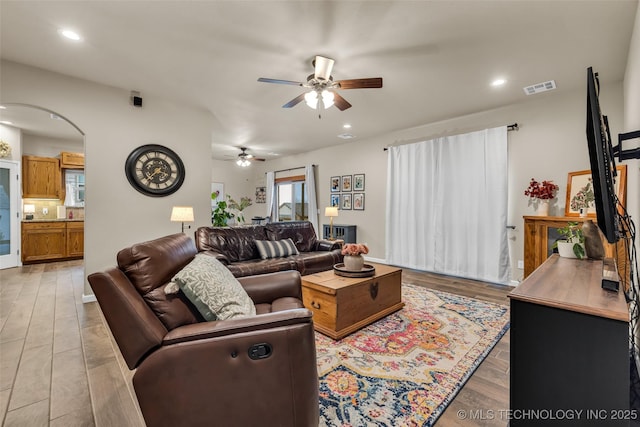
[[301, 263, 403, 339]]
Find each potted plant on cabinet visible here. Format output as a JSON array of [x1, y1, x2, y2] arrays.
[[552, 222, 586, 259], [524, 178, 559, 216]]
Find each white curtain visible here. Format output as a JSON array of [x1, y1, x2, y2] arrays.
[[305, 164, 319, 237], [385, 126, 510, 284], [265, 171, 276, 222]]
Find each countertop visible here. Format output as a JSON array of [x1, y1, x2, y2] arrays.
[[22, 219, 85, 223]]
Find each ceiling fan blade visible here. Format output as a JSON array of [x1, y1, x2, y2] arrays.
[[283, 93, 306, 108], [258, 77, 304, 86], [314, 55, 335, 81], [333, 92, 352, 111], [337, 77, 383, 89], [253, 158, 266, 162]]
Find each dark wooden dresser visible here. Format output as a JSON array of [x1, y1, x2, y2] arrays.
[[509, 254, 630, 426]]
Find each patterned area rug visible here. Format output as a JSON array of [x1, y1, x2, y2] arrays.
[[316, 283, 510, 427]]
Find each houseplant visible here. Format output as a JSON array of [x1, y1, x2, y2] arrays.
[[524, 178, 559, 216], [570, 180, 595, 217], [227, 195, 253, 224], [552, 222, 586, 259], [211, 192, 234, 226], [341, 243, 369, 271]]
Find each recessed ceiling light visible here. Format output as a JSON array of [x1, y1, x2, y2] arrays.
[[0, 105, 6, 109], [343, 124, 352, 129], [338, 133, 355, 140], [0, 120, 13, 125], [59, 29, 82, 41], [491, 78, 506, 87]]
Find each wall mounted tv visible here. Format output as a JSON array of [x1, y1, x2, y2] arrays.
[[586, 66, 619, 244]]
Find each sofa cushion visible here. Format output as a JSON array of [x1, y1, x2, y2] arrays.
[[255, 239, 299, 259], [117, 233, 203, 330], [195, 225, 266, 262], [172, 253, 256, 320], [265, 221, 318, 252]]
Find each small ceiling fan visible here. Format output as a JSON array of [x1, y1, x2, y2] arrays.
[[236, 147, 265, 167], [258, 55, 383, 117]]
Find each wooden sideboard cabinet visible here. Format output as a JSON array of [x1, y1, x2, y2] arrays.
[[509, 255, 629, 426], [523, 215, 626, 279], [22, 221, 84, 263], [22, 156, 61, 199]]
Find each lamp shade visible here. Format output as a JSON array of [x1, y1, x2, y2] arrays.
[[170, 206, 194, 222], [325, 206, 338, 217]]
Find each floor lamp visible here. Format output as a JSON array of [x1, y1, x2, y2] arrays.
[[325, 206, 339, 240], [170, 206, 194, 233]]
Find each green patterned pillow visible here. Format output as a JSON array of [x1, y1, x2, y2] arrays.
[[172, 254, 256, 321], [255, 238, 299, 259]]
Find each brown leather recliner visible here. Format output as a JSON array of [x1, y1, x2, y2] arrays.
[[88, 233, 319, 427]]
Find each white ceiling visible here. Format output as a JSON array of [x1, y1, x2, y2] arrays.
[[1, 0, 637, 160]]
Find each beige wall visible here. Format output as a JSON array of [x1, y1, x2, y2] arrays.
[[22, 134, 83, 158], [238, 80, 626, 283], [624, 5, 640, 257], [1, 60, 214, 297]]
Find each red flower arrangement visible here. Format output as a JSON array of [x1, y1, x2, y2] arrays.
[[524, 178, 559, 200], [341, 243, 369, 256]]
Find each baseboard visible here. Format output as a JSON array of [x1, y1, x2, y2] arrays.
[[82, 293, 97, 303]]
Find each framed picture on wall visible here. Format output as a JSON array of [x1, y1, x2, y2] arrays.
[[564, 165, 627, 217], [353, 193, 365, 210], [211, 182, 224, 207], [353, 174, 365, 191], [330, 194, 340, 209], [255, 186, 266, 203], [341, 175, 352, 192], [341, 194, 352, 210], [331, 176, 340, 192]]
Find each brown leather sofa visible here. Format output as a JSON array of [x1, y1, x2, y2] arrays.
[[88, 233, 319, 427], [196, 220, 343, 277]]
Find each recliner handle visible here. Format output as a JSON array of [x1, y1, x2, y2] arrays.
[[248, 343, 272, 360]]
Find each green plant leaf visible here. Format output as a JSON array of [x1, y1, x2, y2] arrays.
[[573, 243, 586, 259]]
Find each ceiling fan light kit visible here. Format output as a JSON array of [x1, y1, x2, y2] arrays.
[[235, 147, 265, 167], [258, 55, 382, 116]]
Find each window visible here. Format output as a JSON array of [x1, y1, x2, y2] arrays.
[[276, 175, 307, 221], [64, 170, 85, 207]]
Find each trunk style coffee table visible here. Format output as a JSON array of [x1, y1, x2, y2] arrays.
[[301, 263, 403, 340]]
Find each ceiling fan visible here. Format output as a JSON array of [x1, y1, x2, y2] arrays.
[[258, 55, 383, 117], [236, 147, 265, 167]]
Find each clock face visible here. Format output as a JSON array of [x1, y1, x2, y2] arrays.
[[125, 144, 185, 196]]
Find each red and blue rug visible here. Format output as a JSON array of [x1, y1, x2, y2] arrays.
[[316, 283, 510, 426]]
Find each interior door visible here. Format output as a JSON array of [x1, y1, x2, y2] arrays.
[[0, 159, 20, 269]]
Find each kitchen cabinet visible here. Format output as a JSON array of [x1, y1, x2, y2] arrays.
[[60, 152, 84, 169], [21, 220, 84, 263], [66, 221, 84, 258], [22, 156, 61, 198]]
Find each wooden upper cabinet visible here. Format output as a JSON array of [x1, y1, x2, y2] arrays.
[[22, 156, 61, 199], [60, 152, 84, 169]]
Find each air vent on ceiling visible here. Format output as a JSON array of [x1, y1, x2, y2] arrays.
[[338, 133, 355, 139], [523, 80, 557, 96]]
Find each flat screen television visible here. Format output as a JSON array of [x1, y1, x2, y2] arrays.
[[586, 67, 619, 244]]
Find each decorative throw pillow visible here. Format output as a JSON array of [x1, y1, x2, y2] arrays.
[[255, 238, 299, 259], [171, 254, 256, 321]]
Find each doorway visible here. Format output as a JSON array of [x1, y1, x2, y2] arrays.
[[0, 160, 19, 268]]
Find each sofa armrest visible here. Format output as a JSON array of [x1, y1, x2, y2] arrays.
[[198, 249, 230, 265], [238, 270, 302, 303], [162, 308, 312, 345], [315, 239, 342, 251]]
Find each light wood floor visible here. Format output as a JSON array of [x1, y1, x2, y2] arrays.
[[0, 261, 512, 427]]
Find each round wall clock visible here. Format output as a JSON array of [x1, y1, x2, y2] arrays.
[[125, 144, 185, 197]]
